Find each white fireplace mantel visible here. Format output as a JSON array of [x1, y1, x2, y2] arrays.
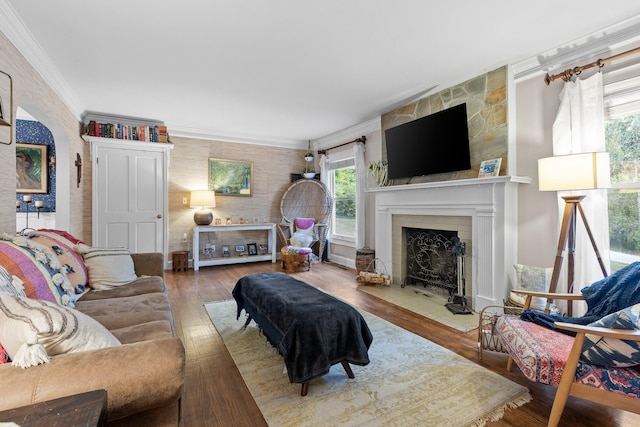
[[369, 176, 531, 311]]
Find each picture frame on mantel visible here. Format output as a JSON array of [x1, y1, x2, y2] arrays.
[[16, 143, 48, 194], [209, 158, 253, 196], [478, 158, 502, 178]]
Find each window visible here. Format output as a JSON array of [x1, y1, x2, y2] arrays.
[[328, 159, 356, 242], [604, 67, 640, 270]]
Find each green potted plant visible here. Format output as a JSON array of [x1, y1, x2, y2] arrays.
[[304, 140, 314, 162], [302, 166, 316, 179], [368, 160, 388, 186]]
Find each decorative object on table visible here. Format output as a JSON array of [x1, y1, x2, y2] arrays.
[[215, 218, 222, 225], [17, 195, 36, 235], [238, 217, 244, 224], [478, 158, 502, 178], [253, 216, 259, 224], [367, 160, 388, 187], [258, 244, 268, 255], [222, 245, 230, 257], [189, 190, 216, 226], [209, 158, 252, 196], [538, 152, 610, 315], [226, 217, 232, 224], [16, 143, 48, 194], [247, 243, 257, 255]]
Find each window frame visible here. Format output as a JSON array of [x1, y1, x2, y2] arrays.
[[326, 156, 357, 245]]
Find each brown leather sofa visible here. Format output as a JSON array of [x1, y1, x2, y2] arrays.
[[0, 253, 185, 426]]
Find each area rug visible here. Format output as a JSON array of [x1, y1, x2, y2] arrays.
[[357, 284, 480, 332], [205, 299, 530, 427]]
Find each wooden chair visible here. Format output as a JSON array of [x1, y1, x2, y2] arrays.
[[495, 290, 640, 427], [277, 179, 332, 261]]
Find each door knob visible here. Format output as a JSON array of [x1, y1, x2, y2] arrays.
[[157, 214, 162, 219]]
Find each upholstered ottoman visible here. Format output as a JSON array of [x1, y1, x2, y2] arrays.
[[281, 245, 312, 273]]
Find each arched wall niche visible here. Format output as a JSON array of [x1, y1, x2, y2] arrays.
[[15, 102, 71, 232]]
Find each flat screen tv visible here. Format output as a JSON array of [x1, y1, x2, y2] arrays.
[[385, 103, 470, 180]]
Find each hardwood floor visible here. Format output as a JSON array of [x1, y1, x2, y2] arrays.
[[165, 261, 640, 426]]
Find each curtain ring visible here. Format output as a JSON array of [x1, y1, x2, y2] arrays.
[[597, 59, 604, 68]]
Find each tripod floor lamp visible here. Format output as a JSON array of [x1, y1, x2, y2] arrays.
[[538, 152, 610, 315]]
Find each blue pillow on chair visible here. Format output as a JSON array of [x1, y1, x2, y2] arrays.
[[580, 303, 640, 367]]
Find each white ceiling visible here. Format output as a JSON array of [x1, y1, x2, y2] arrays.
[[2, 1, 640, 148]]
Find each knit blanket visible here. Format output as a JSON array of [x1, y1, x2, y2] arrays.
[[521, 262, 640, 334]]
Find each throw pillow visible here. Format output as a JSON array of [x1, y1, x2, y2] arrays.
[[0, 293, 121, 368], [0, 235, 78, 307], [580, 303, 640, 367], [27, 231, 88, 295], [511, 264, 553, 311], [0, 265, 27, 297], [74, 245, 137, 290], [0, 342, 9, 364], [514, 264, 552, 292], [291, 218, 315, 247]]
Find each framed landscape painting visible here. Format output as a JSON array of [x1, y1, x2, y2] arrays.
[[16, 143, 48, 193], [209, 158, 253, 196]]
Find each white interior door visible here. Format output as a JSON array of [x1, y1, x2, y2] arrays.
[[92, 140, 169, 254]]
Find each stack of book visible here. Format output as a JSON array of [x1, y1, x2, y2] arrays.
[[85, 121, 169, 143]]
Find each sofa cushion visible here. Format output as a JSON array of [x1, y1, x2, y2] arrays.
[[0, 293, 121, 368], [291, 217, 315, 247], [0, 342, 8, 364], [27, 230, 88, 293], [580, 303, 640, 367], [0, 236, 78, 307], [110, 320, 175, 344], [75, 245, 137, 290], [76, 292, 173, 330], [79, 276, 166, 301]]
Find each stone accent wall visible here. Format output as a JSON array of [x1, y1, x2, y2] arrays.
[[381, 66, 508, 184]]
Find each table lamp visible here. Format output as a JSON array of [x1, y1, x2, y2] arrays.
[[190, 190, 216, 226], [538, 152, 610, 313]]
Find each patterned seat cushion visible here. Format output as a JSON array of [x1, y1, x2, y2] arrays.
[[281, 246, 313, 255], [495, 316, 640, 397]]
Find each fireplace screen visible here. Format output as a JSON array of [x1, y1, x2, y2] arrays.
[[404, 228, 458, 291]]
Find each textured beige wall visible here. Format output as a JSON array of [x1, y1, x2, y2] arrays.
[[167, 135, 307, 258], [0, 32, 87, 238]]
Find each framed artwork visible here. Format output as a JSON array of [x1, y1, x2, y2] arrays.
[[235, 245, 245, 254], [478, 158, 502, 178], [215, 218, 222, 225], [209, 158, 253, 196], [222, 246, 230, 257], [247, 243, 258, 256], [16, 143, 48, 194]]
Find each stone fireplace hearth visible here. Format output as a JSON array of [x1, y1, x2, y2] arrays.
[[369, 176, 530, 311]]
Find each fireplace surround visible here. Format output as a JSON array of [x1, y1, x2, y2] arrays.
[[369, 176, 530, 311]]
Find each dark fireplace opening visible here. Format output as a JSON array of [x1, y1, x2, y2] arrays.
[[402, 227, 459, 296]]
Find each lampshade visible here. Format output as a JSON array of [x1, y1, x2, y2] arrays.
[[190, 190, 216, 226], [538, 152, 610, 192], [190, 190, 216, 208]]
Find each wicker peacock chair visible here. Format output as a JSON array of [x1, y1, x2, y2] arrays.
[[277, 179, 333, 260]]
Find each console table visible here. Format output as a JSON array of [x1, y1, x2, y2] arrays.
[[193, 223, 276, 270]]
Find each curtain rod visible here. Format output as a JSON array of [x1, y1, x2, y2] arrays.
[[317, 136, 366, 156], [544, 45, 640, 86]]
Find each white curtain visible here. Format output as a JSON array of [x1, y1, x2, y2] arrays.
[[319, 153, 329, 188], [354, 142, 366, 249], [552, 72, 610, 314]]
